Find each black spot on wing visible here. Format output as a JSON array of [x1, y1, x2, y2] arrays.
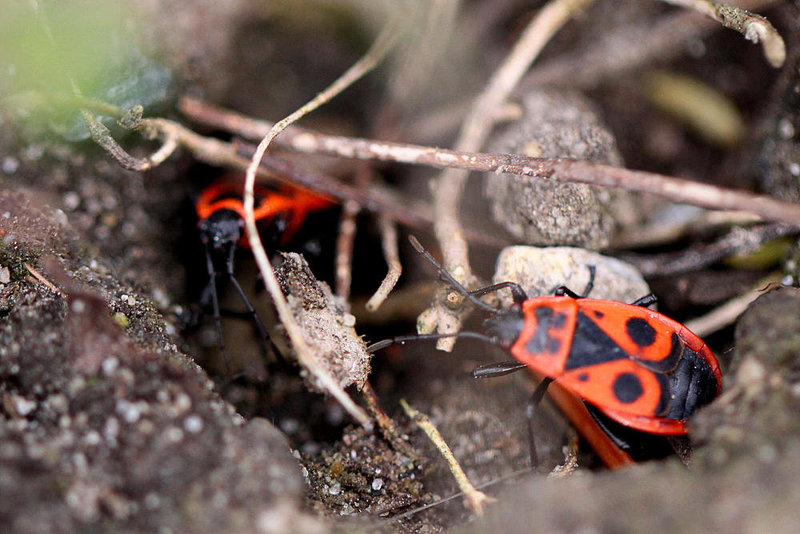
[[524, 307, 567, 355], [564, 311, 626, 370], [552, 311, 568, 328], [626, 317, 656, 347], [546, 337, 561, 354], [613, 373, 644, 404]]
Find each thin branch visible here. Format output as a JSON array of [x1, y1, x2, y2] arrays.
[[241, 7, 405, 427], [386, 466, 534, 523], [146, 113, 800, 227], [622, 223, 797, 276], [366, 216, 402, 311], [335, 200, 360, 299], [521, 9, 717, 90], [399, 399, 496, 517], [137, 116, 506, 246], [684, 274, 782, 337], [361, 382, 414, 457], [24, 263, 67, 300], [334, 163, 370, 299], [661, 0, 786, 67], [81, 110, 154, 171], [611, 210, 761, 249], [429, 0, 595, 349]]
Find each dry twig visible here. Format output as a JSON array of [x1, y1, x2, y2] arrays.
[[431, 0, 595, 350], [520, 0, 780, 90], [241, 7, 405, 426], [143, 108, 800, 228], [661, 0, 785, 67], [175, 97, 800, 226], [24, 263, 67, 300], [399, 399, 496, 517], [684, 273, 783, 337], [335, 200, 361, 299], [622, 223, 797, 277], [365, 216, 402, 311]]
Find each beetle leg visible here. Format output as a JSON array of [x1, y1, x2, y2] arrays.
[[630, 294, 658, 308], [469, 281, 528, 306], [224, 244, 271, 355], [553, 265, 596, 298], [201, 236, 230, 375], [526, 377, 554, 467]]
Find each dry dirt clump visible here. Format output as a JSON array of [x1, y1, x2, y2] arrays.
[[0, 189, 322, 533]]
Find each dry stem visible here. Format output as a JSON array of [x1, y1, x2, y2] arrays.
[[431, 0, 595, 349], [399, 399, 496, 517], [684, 273, 783, 337], [240, 7, 404, 427], [147, 110, 800, 227], [365, 216, 402, 311], [335, 200, 360, 299], [661, 0, 785, 67]]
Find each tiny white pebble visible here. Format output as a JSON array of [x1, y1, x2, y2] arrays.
[[789, 162, 800, 177], [328, 482, 341, 495], [163, 426, 184, 443], [0, 267, 10, 284], [371, 478, 384, 491], [173, 393, 192, 414], [116, 399, 143, 423], [778, 118, 795, 139], [13, 396, 37, 416], [279, 418, 299, 435], [71, 299, 86, 313], [2, 156, 19, 174], [84, 430, 102, 445], [184, 415, 203, 433], [62, 191, 81, 210], [101, 357, 119, 375], [144, 492, 161, 510], [104, 417, 120, 444], [758, 444, 777, 463]]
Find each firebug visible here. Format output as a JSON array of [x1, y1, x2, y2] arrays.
[[195, 176, 332, 369], [368, 236, 722, 464]]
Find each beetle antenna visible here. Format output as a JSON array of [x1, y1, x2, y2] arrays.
[[408, 236, 499, 313], [367, 331, 498, 353]]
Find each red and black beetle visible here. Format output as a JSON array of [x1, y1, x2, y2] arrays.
[[369, 236, 722, 464], [195, 176, 332, 369]]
